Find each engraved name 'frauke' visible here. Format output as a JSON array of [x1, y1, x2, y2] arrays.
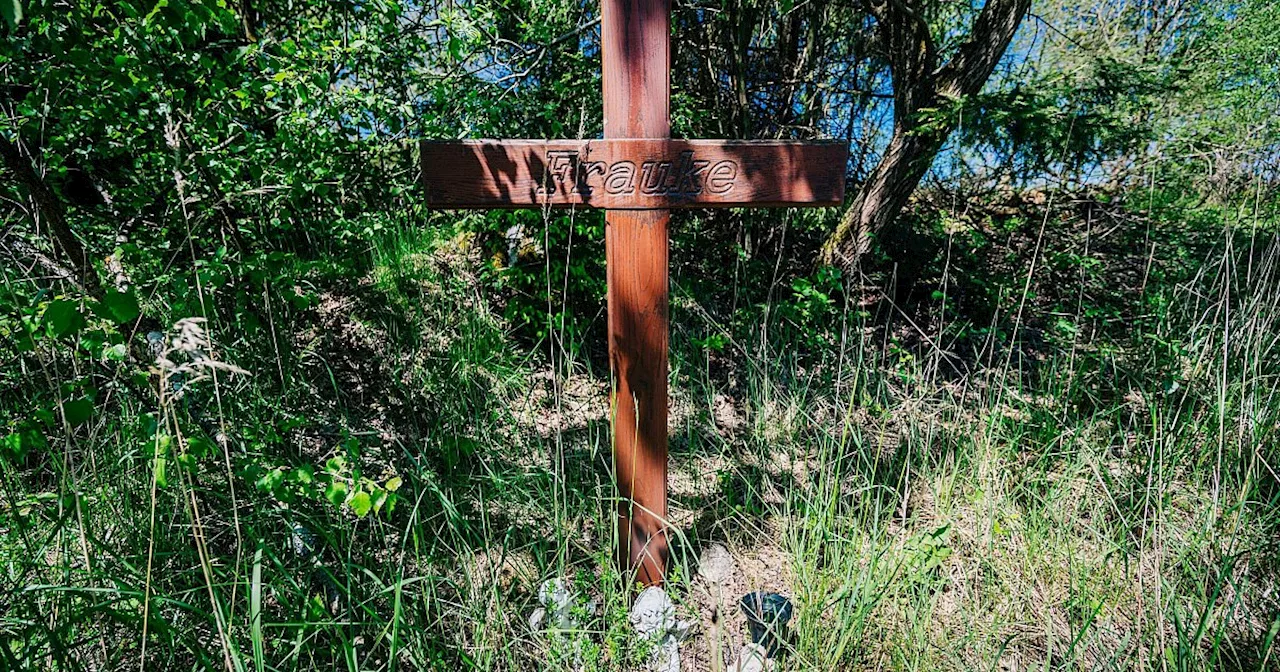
[[538, 150, 739, 197]]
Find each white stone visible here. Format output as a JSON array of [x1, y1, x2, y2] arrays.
[[629, 586, 694, 672], [531, 578, 597, 670], [630, 586, 675, 636], [697, 543, 736, 585], [727, 643, 774, 672], [527, 607, 547, 630], [536, 578, 577, 630]]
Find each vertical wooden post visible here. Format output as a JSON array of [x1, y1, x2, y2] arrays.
[[422, 0, 846, 588], [602, 0, 670, 586]]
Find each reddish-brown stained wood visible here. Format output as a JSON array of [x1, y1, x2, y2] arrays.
[[604, 0, 670, 587], [419, 139, 847, 209], [414, 0, 848, 590]]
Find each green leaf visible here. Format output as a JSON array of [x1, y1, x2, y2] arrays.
[[1, 0, 21, 29], [152, 436, 171, 487], [62, 398, 94, 426], [103, 343, 129, 361], [2, 427, 45, 461], [324, 480, 347, 507], [176, 452, 198, 473], [349, 490, 372, 517], [101, 290, 141, 324], [187, 436, 216, 458], [384, 476, 402, 492], [154, 433, 172, 456], [155, 456, 168, 487], [14, 331, 35, 352], [45, 300, 85, 338], [256, 469, 284, 494], [290, 463, 314, 484], [2, 433, 27, 461], [143, 0, 168, 24], [370, 488, 388, 513]]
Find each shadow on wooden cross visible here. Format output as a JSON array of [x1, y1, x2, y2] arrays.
[[419, 0, 849, 588]]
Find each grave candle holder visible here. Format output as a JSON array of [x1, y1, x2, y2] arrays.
[[738, 591, 793, 657]]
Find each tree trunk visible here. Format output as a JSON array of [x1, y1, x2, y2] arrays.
[[0, 133, 105, 297], [2, 133, 165, 359], [821, 113, 945, 265], [821, 0, 1030, 267]]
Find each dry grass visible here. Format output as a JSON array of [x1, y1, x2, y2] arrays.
[[3, 217, 1278, 672]]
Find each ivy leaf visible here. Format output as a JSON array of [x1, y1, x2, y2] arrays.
[[62, 398, 94, 426], [256, 469, 285, 494], [6, 427, 46, 460], [324, 480, 347, 507], [290, 463, 314, 484], [370, 489, 388, 513], [187, 436, 216, 458], [349, 490, 372, 517], [101, 289, 141, 324], [44, 300, 85, 338], [2, 433, 28, 461], [1, 0, 21, 30]]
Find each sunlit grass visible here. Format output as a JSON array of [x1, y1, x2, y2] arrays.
[[2, 218, 1278, 671]]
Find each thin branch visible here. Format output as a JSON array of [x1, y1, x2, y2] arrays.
[[0, 132, 105, 297]]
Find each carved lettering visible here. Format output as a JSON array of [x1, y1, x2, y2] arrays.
[[706, 160, 738, 195], [640, 161, 672, 195], [670, 151, 710, 195], [539, 150, 580, 195], [578, 160, 607, 195], [604, 162, 637, 194], [538, 150, 738, 199]]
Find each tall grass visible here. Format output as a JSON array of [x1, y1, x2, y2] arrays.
[[2, 212, 1278, 671]]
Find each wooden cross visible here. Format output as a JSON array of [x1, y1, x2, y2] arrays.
[[421, 0, 847, 586]]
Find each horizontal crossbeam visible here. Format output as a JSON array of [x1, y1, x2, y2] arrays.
[[420, 139, 847, 209]]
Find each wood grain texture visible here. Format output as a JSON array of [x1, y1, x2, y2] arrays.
[[413, 0, 848, 589], [603, 0, 670, 587], [419, 139, 848, 209]]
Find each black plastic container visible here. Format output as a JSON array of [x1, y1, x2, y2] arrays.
[[738, 591, 793, 657]]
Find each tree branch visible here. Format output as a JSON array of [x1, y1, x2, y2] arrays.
[[0, 132, 104, 297], [936, 0, 1032, 98]]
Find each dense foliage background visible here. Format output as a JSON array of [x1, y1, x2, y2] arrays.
[[2, 1, 1278, 670]]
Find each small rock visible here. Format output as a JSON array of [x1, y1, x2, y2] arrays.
[[535, 579, 577, 630], [728, 643, 773, 672], [630, 586, 693, 672], [697, 543, 736, 585], [528, 607, 547, 630], [630, 586, 676, 637]]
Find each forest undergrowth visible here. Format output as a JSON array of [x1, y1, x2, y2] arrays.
[[5, 0, 1280, 669], [3, 186, 1278, 672]]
